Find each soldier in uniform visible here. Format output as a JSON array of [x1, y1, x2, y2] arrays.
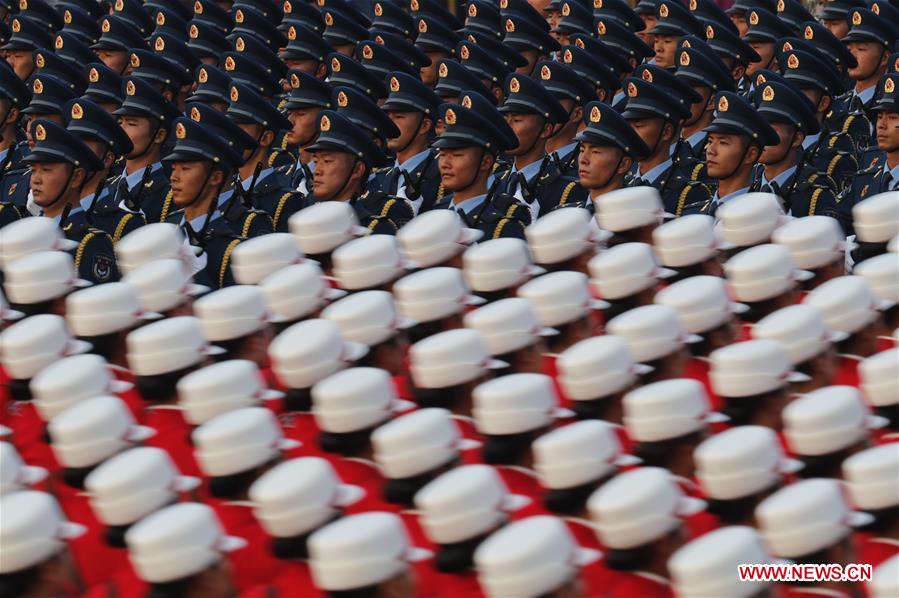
[[537, 58, 598, 178], [380, 71, 442, 214], [780, 48, 860, 192], [0, 61, 30, 226], [649, 0, 704, 70], [23, 120, 119, 284], [279, 70, 331, 195], [63, 98, 146, 244], [304, 109, 413, 233], [702, 91, 779, 213], [842, 7, 898, 127], [161, 117, 245, 289], [842, 73, 899, 234], [496, 72, 587, 221], [621, 68, 712, 216], [227, 82, 305, 233], [431, 101, 529, 239], [752, 80, 841, 220], [674, 39, 734, 164], [108, 77, 180, 223], [576, 101, 651, 206], [177, 102, 275, 239]]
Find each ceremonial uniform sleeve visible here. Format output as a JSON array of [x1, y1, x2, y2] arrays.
[[72, 228, 120, 284]]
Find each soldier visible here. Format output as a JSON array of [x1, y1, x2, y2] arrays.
[[843, 7, 898, 121], [161, 117, 248, 289], [497, 72, 587, 221], [621, 69, 712, 216], [752, 80, 841, 220], [702, 91, 779, 213], [576, 101, 650, 205], [23, 120, 119, 284], [843, 74, 899, 234], [702, 19, 761, 96], [432, 102, 530, 240], [64, 98, 146, 244], [304, 110, 412, 233], [0, 61, 30, 225], [81, 63, 124, 115], [1, 16, 52, 81], [278, 70, 331, 196], [650, 0, 704, 70], [226, 83, 304, 233], [90, 15, 148, 76], [537, 59, 598, 179], [780, 48, 860, 191], [108, 77, 180, 224], [414, 15, 460, 88], [674, 39, 734, 163], [380, 71, 442, 214], [502, 12, 560, 76], [742, 8, 794, 78]]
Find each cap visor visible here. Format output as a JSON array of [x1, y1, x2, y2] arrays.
[[334, 483, 366, 507], [589, 298, 611, 310], [525, 265, 547, 276], [487, 358, 510, 370], [458, 227, 484, 245], [125, 424, 156, 442], [18, 465, 48, 486], [538, 326, 559, 337], [186, 283, 210, 296], [216, 535, 249, 553], [676, 496, 707, 517], [276, 438, 302, 450], [172, 475, 202, 492], [58, 521, 88, 540], [574, 547, 603, 566], [456, 438, 483, 450], [501, 493, 532, 512], [2, 308, 25, 321], [793, 269, 815, 282], [67, 339, 93, 356], [464, 294, 487, 306], [202, 344, 227, 356], [108, 379, 135, 394], [554, 406, 576, 419], [777, 457, 804, 474], [343, 340, 369, 363], [656, 267, 678, 279], [259, 389, 286, 402], [846, 511, 877, 528], [787, 371, 812, 383], [614, 454, 642, 467]]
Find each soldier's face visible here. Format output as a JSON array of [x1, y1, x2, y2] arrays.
[[311, 150, 358, 197], [638, 15, 657, 47], [5, 50, 32, 81], [30, 161, 72, 206], [284, 58, 319, 74], [546, 10, 561, 30], [653, 35, 679, 69], [170, 160, 212, 206], [517, 50, 541, 75], [848, 42, 887, 81], [438, 146, 488, 191], [286, 107, 321, 146], [24, 113, 63, 150], [504, 112, 549, 156], [577, 142, 626, 189], [875, 111, 899, 152], [421, 52, 447, 87], [822, 18, 849, 40], [760, 122, 798, 165], [118, 116, 155, 159], [746, 42, 776, 75], [95, 50, 128, 75], [730, 14, 748, 37], [705, 132, 747, 179], [386, 110, 425, 153], [628, 117, 665, 155]]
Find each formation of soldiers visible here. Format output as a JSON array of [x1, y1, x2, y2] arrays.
[[0, 0, 898, 595]]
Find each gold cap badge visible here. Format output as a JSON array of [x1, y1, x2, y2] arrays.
[[590, 105, 601, 123], [89, 68, 99, 83], [236, 37, 246, 51], [288, 26, 297, 40], [804, 24, 813, 39], [505, 18, 515, 32], [418, 19, 427, 33], [679, 51, 690, 66], [126, 79, 136, 95], [35, 123, 46, 141], [852, 10, 861, 25], [886, 77, 896, 93], [627, 81, 637, 97], [787, 53, 799, 69], [337, 91, 348, 106], [411, 0, 419, 9], [659, 3, 668, 17], [762, 85, 774, 101], [320, 114, 331, 131], [284, 0, 292, 12], [438, 62, 448, 77], [190, 24, 199, 38], [190, 106, 201, 121], [509, 77, 520, 93], [100, 18, 109, 32], [194, 0, 202, 13], [35, 53, 44, 68], [235, 8, 244, 22], [641, 69, 653, 82], [468, 2, 477, 16], [563, 48, 573, 63], [597, 21, 606, 35], [175, 122, 187, 139], [461, 95, 472, 108], [324, 12, 334, 25], [390, 76, 400, 92], [156, 12, 165, 25], [374, 3, 382, 16], [540, 64, 551, 80], [445, 108, 457, 125], [331, 56, 341, 72], [71, 103, 83, 120], [362, 44, 374, 59], [64, 9, 72, 23], [130, 53, 140, 68], [718, 95, 728, 112], [230, 86, 239, 102], [198, 67, 208, 83], [155, 36, 165, 51], [33, 78, 43, 94], [460, 45, 470, 59], [224, 55, 236, 71], [562, 3, 570, 16], [749, 10, 759, 24], [706, 24, 714, 38]]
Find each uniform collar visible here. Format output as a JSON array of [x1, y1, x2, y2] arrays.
[[125, 162, 162, 190], [638, 157, 672, 184], [553, 141, 578, 159], [512, 158, 545, 182], [888, 163, 899, 189], [801, 132, 820, 150], [454, 193, 487, 215], [242, 167, 274, 190], [0, 147, 9, 165], [397, 149, 430, 173], [713, 185, 750, 205], [855, 84, 877, 105], [685, 131, 705, 150], [762, 164, 797, 189]]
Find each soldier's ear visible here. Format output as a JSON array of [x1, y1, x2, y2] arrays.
[[791, 130, 804, 150], [480, 151, 496, 172], [153, 126, 168, 146], [817, 95, 831, 115], [6, 106, 19, 126], [418, 116, 433, 136], [617, 154, 633, 175], [570, 106, 583, 124], [315, 63, 328, 80], [260, 129, 275, 148]]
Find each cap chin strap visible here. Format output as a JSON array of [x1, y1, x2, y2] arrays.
[[320, 156, 361, 202], [41, 163, 77, 215], [718, 136, 755, 182], [513, 115, 547, 160], [127, 120, 162, 161], [394, 113, 426, 156], [861, 46, 888, 83], [454, 146, 487, 197], [594, 152, 627, 190]]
